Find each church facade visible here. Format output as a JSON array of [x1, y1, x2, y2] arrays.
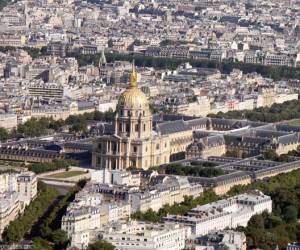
[[92, 65, 193, 170]]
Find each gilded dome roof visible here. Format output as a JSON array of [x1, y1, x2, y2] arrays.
[[117, 63, 149, 109], [118, 88, 148, 108]]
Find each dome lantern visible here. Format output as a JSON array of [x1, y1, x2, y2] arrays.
[[117, 62, 149, 109]]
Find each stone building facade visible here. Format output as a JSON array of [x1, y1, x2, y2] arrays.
[[92, 65, 192, 170]]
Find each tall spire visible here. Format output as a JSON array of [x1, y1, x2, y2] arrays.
[[99, 49, 107, 67], [129, 60, 138, 89]]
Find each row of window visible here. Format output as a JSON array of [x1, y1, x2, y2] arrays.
[[119, 110, 146, 117], [118, 123, 147, 133]]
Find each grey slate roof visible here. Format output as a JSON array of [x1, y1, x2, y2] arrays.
[[186, 118, 208, 128], [276, 124, 300, 133], [156, 120, 190, 135], [278, 133, 300, 145]]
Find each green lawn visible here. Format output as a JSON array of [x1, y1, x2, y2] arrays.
[[288, 119, 300, 126], [46, 171, 87, 179]]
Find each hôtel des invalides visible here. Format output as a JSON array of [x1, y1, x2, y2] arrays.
[[92, 64, 300, 170]]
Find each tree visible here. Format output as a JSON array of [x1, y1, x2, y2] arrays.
[[264, 214, 283, 229], [71, 122, 87, 133], [88, 240, 115, 250], [50, 229, 68, 249], [32, 237, 53, 250], [0, 127, 10, 141], [3, 221, 22, 242], [157, 163, 223, 177], [283, 205, 298, 223], [263, 150, 278, 161], [2, 184, 59, 242]]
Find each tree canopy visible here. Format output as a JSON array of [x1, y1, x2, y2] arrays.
[[228, 168, 300, 250], [2, 183, 59, 242], [88, 240, 115, 250], [209, 99, 300, 123], [33, 181, 84, 250], [0, 109, 115, 142], [151, 163, 223, 177], [75, 52, 300, 81], [27, 159, 73, 174]]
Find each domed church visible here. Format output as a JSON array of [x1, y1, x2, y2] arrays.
[[92, 64, 195, 170]]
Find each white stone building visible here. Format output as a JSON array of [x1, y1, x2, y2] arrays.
[[102, 221, 187, 250], [0, 171, 37, 237], [61, 206, 101, 249], [0, 192, 21, 238], [91, 169, 141, 187], [0, 113, 18, 130], [17, 171, 38, 206], [130, 176, 203, 213], [190, 230, 247, 250], [99, 202, 131, 224], [164, 191, 272, 236]]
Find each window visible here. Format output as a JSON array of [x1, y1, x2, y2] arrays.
[[133, 146, 137, 153], [156, 144, 160, 150], [126, 124, 130, 133], [135, 124, 139, 132], [131, 160, 136, 167], [143, 124, 146, 131], [119, 123, 122, 132], [112, 142, 117, 152], [127, 111, 131, 116]]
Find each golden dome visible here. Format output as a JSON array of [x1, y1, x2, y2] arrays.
[[118, 63, 149, 109], [118, 88, 148, 108]]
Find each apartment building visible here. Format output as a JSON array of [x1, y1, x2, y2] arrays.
[[163, 191, 272, 236], [102, 221, 187, 250]]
